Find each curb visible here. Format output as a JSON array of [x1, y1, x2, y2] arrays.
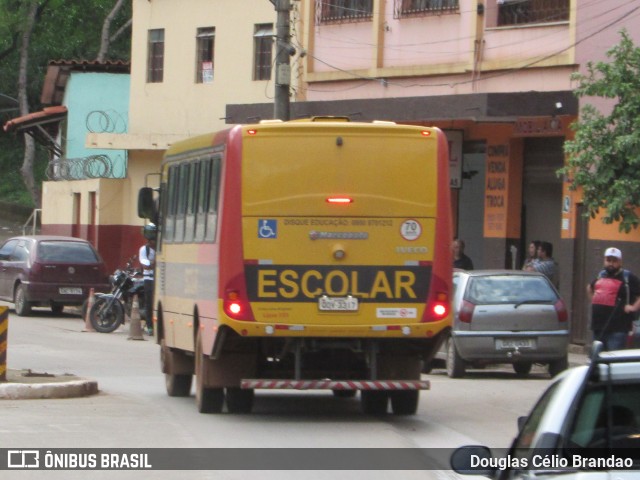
[[0, 370, 99, 400]]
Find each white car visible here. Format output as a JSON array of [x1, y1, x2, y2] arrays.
[[450, 342, 640, 478]]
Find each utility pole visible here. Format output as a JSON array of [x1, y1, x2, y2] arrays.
[[270, 0, 292, 121]]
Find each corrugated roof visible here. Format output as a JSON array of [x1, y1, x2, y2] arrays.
[[3, 106, 67, 133], [41, 60, 130, 105], [3, 106, 67, 156], [47, 59, 130, 72]]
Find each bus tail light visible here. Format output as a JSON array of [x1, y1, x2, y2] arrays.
[[423, 292, 449, 323], [429, 292, 449, 321], [422, 275, 451, 322], [223, 290, 253, 321], [458, 300, 475, 323]]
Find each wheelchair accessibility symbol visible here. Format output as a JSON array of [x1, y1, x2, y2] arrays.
[[258, 219, 277, 239]]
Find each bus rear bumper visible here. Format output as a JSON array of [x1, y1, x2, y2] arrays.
[[240, 379, 430, 391], [223, 318, 451, 339]]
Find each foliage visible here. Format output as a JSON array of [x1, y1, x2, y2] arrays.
[[560, 30, 640, 233], [0, 136, 48, 206], [0, 0, 131, 207]]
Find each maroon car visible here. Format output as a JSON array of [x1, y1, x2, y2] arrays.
[[0, 235, 110, 316]]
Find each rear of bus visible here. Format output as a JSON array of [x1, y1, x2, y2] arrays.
[[219, 119, 452, 380]]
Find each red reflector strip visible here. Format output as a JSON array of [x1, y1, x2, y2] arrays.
[[273, 324, 305, 331], [240, 379, 430, 390]]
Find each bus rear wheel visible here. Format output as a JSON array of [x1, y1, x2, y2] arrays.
[[161, 340, 193, 397], [166, 374, 192, 397], [226, 387, 254, 414], [361, 391, 388, 415], [195, 331, 224, 413], [390, 390, 419, 415]]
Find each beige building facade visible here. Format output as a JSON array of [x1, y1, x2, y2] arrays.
[[43, 0, 304, 270]]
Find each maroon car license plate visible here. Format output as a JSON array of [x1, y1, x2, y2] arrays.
[[59, 287, 82, 295]]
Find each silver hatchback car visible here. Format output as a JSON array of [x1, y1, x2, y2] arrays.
[[445, 269, 569, 378]]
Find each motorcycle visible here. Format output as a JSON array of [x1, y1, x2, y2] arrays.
[[89, 256, 146, 333]]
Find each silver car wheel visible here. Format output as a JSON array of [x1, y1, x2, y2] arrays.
[[446, 337, 465, 378]]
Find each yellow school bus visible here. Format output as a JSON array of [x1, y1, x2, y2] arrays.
[[138, 118, 453, 415]]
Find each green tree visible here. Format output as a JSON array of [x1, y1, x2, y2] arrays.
[[0, 0, 131, 207], [560, 30, 640, 233]]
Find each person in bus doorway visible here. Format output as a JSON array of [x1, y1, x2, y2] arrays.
[[139, 224, 157, 335], [525, 241, 559, 288], [587, 247, 640, 351], [452, 238, 474, 270], [522, 240, 541, 270]]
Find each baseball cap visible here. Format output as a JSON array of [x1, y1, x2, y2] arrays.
[[604, 247, 622, 259]]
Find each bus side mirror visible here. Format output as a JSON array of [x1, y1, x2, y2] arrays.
[[138, 187, 156, 220]]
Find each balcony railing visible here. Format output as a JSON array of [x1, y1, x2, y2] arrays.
[[498, 0, 569, 27], [315, 0, 373, 25], [394, 0, 459, 19]]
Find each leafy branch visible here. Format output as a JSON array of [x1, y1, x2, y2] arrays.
[[559, 30, 640, 233]]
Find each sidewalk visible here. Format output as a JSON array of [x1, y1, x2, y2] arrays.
[[568, 343, 590, 367], [0, 369, 98, 400]]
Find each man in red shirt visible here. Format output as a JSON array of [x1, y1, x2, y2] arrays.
[[587, 247, 640, 350]]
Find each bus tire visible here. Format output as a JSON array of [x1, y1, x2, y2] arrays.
[[160, 339, 193, 397], [390, 390, 419, 415], [195, 331, 224, 413], [165, 373, 192, 397], [225, 387, 254, 414], [361, 391, 388, 415]]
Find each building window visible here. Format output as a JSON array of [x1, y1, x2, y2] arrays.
[[147, 29, 165, 83], [498, 0, 569, 27], [315, 0, 373, 25], [394, 0, 459, 19], [196, 27, 215, 83], [253, 24, 273, 81]]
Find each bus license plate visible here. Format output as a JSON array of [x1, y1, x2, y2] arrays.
[[496, 338, 535, 350], [59, 287, 82, 295], [319, 296, 358, 312]]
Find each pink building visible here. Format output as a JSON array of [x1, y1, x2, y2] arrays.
[[230, 0, 640, 345]]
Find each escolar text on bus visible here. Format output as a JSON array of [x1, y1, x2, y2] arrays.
[[246, 265, 430, 302]]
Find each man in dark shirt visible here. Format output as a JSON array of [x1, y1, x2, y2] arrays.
[[452, 238, 474, 270], [587, 247, 640, 351], [525, 241, 559, 288]]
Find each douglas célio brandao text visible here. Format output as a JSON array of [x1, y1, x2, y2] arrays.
[[472, 454, 634, 471]]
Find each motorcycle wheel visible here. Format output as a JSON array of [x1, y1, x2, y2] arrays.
[[90, 296, 124, 333]]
